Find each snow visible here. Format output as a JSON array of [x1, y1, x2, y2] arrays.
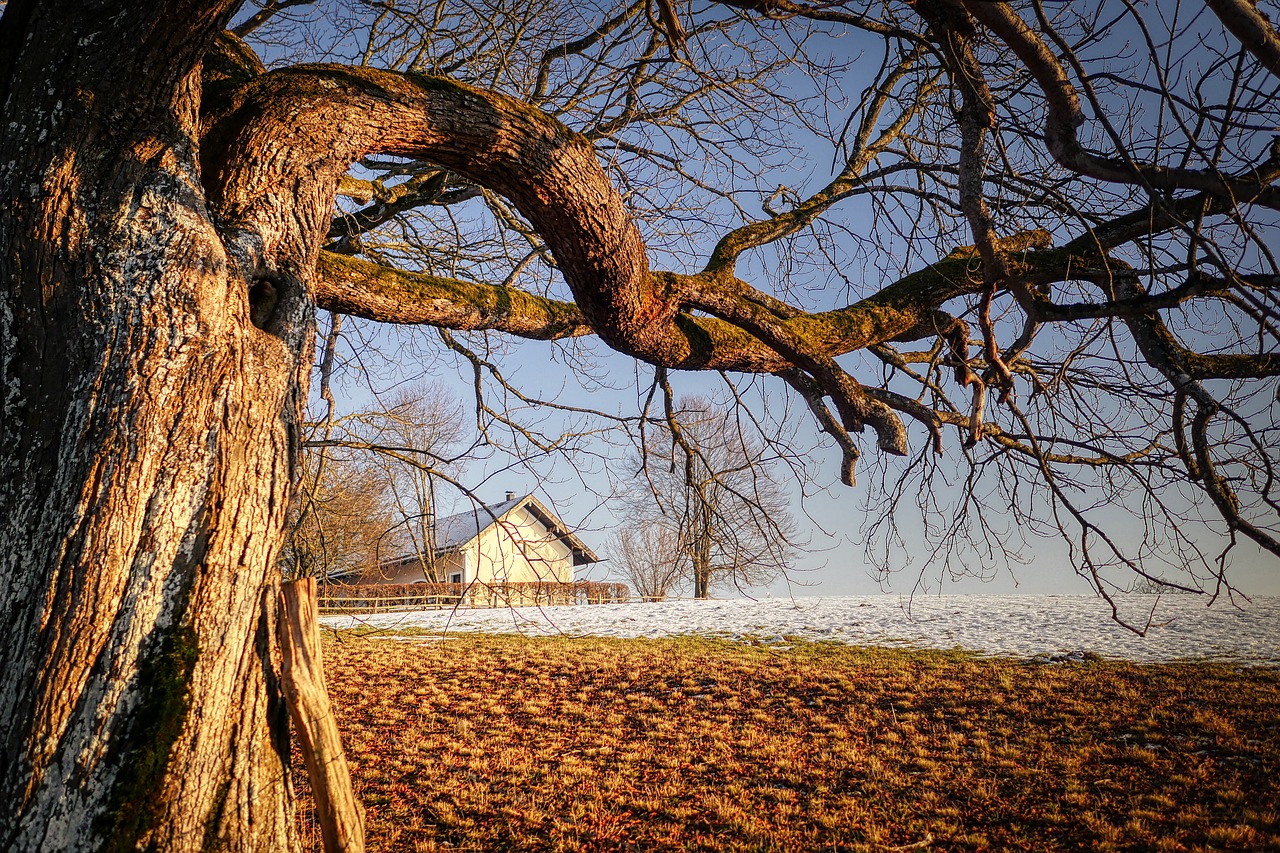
[[321, 594, 1280, 665]]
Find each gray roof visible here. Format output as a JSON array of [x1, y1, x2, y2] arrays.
[[432, 496, 523, 552], [422, 494, 601, 565]]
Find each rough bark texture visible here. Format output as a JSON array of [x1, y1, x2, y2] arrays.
[[0, 3, 307, 850]]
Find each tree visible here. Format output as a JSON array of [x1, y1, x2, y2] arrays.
[[282, 380, 464, 585], [280, 451, 394, 581], [312, 382, 466, 582], [629, 395, 799, 598], [607, 523, 686, 602], [2, 0, 1278, 848]]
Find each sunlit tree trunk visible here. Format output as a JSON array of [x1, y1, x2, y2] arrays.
[[691, 503, 714, 600], [0, 0, 693, 835], [0, 3, 310, 849]]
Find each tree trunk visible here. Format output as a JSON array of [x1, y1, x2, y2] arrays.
[[693, 558, 712, 599], [691, 515, 713, 600], [691, 502, 713, 599], [0, 3, 314, 849]]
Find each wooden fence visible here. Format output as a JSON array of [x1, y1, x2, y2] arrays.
[[317, 580, 630, 614]]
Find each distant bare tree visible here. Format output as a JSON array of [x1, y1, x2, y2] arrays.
[[607, 522, 685, 601], [631, 395, 799, 599], [348, 384, 466, 580], [299, 323, 467, 582], [280, 452, 393, 581]]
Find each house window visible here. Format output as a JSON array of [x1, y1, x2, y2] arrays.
[[450, 573, 463, 584]]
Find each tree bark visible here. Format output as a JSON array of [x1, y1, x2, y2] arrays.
[[693, 559, 712, 600], [0, 3, 309, 849], [279, 579, 365, 852], [692, 506, 713, 600]]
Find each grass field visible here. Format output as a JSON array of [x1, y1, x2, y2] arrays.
[[299, 632, 1280, 851]]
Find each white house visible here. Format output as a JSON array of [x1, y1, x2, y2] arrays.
[[355, 492, 600, 586]]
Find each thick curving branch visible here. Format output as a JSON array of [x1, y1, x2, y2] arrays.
[[314, 232, 1102, 376], [202, 62, 687, 362], [913, 0, 1018, 407], [1191, 402, 1280, 559], [1206, 0, 1280, 79], [202, 54, 1055, 378]]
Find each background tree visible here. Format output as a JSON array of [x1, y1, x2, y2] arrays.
[[628, 394, 799, 599], [2, 0, 1278, 849], [310, 382, 466, 581], [281, 451, 394, 581], [607, 522, 686, 602], [368, 387, 465, 579]]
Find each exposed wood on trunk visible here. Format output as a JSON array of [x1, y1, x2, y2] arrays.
[[279, 578, 366, 853]]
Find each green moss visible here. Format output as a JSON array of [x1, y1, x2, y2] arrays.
[[199, 777, 233, 853], [96, 624, 200, 853], [316, 250, 590, 338]]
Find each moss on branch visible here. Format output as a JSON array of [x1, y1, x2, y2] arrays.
[[314, 229, 1122, 375], [313, 251, 593, 340]]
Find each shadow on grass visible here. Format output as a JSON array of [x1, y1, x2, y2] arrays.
[[295, 633, 1280, 852]]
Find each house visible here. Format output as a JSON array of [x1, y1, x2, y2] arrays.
[[348, 492, 600, 587]]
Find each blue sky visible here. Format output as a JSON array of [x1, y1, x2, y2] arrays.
[[323, 318, 1280, 600], [245, 0, 1280, 600]]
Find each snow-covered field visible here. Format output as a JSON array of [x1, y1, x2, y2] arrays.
[[321, 594, 1280, 665]]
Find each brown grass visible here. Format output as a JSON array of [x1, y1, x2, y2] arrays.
[[298, 633, 1280, 852]]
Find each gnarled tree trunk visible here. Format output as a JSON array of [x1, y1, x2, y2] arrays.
[[0, 3, 312, 849], [1, 0, 665, 840]]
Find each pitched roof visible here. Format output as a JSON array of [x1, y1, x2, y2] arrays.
[[432, 496, 522, 552], [426, 493, 601, 564]]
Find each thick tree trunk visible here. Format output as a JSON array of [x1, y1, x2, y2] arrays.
[[0, 3, 313, 849]]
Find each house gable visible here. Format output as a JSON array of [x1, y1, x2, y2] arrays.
[[343, 493, 599, 586]]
